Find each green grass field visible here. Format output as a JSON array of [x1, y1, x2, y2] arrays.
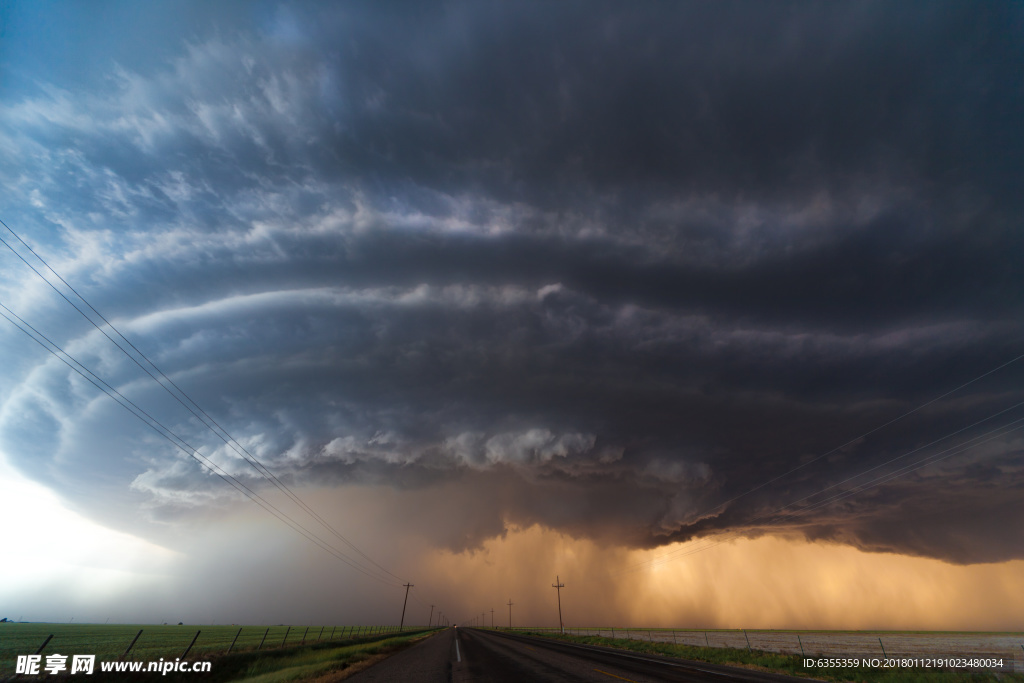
[[0, 622, 431, 679]]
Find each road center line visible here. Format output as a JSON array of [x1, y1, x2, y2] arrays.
[[594, 669, 638, 682]]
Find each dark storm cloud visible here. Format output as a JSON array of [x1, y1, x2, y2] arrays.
[[1, 1, 1022, 565]]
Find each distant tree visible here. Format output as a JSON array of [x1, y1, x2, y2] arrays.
[[178, 622, 183, 626]]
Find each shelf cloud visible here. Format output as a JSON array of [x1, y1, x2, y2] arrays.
[[1, 0, 1022, 621]]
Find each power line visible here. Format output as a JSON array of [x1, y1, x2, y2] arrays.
[[0, 218, 408, 585], [631, 397, 1024, 569], [619, 405, 1024, 573], [761, 403, 1024, 523], [622, 351, 1024, 572], [0, 300, 401, 585], [693, 350, 1024, 521], [631, 421, 1024, 571], [626, 415, 1024, 572], [0, 298, 404, 587], [775, 419, 1024, 522]]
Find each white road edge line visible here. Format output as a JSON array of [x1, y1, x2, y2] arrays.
[[455, 637, 461, 662]]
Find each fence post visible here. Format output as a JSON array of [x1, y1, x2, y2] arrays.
[[227, 627, 242, 654], [120, 630, 142, 661], [181, 631, 201, 659], [35, 635, 54, 656], [705, 632, 709, 647], [257, 628, 269, 651], [282, 626, 291, 646], [648, 630, 652, 642], [672, 630, 677, 644], [330, 626, 336, 640], [878, 638, 887, 659], [744, 630, 751, 653], [798, 634, 805, 658], [317, 626, 324, 641]]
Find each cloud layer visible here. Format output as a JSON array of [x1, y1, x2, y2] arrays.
[[1, 1, 1022, 582]]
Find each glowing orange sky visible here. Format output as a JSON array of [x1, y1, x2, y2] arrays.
[[4, 474, 1021, 630], [420, 524, 1024, 630]]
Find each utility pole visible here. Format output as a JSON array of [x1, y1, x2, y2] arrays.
[[507, 599, 514, 629], [490, 608, 494, 628], [552, 575, 565, 634], [399, 583, 414, 631], [428, 605, 434, 628]]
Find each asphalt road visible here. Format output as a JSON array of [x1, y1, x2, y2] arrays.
[[343, 627, 817, 682]]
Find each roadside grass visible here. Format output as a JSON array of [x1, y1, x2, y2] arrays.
[[186, 630, 436, 683], [517, 630, 1024, 683]]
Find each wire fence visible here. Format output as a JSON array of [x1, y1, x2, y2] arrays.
[[0, 623, 433, 677]]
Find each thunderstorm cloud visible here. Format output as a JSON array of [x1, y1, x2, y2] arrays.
[[1, 0, 1022, 590]]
